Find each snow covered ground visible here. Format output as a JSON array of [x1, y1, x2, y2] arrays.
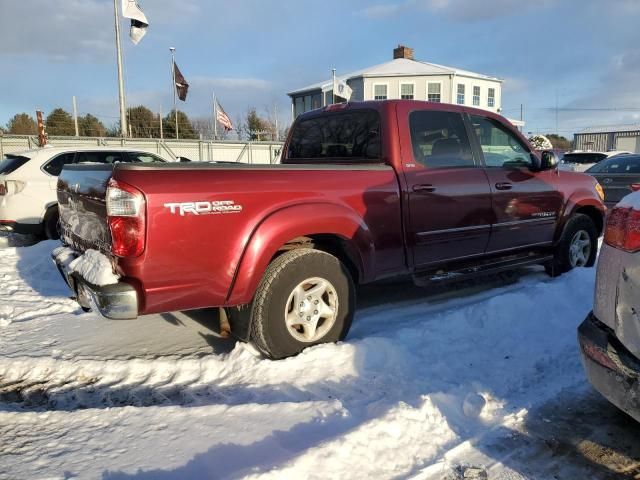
[[0, 237, 638, 479]]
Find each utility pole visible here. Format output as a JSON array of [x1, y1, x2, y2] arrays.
[[159, 106, 163, 140], [72, 96, 79, 136], [170, 47, 178, 139], [113, 0, 127, 137], [555, 89, 559, 136], [520, 103, 524, 133], [274, 103, 278, 141], [332, 68, 336, 105]]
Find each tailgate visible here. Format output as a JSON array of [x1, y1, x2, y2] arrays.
[[57, 164, 114, 254]]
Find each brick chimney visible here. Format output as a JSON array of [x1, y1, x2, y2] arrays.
[[393, 45, 414, 60]]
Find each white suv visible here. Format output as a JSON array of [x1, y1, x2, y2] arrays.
[[0, 147, 167, 239]]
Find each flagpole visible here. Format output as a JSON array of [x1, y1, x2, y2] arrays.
[[170, 47, 178, 139], [213, 92, 218, 140], [332, 68, 336, 105], [114, 0, 128, 137]]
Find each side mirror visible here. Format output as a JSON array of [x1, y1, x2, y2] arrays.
[[540, 150, 559, 170]]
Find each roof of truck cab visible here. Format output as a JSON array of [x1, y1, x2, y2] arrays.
[[297, 99, 506, 122]]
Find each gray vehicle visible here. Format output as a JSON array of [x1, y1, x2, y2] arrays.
[[585, 154, 640, 208], [579, 191, 640, 422]]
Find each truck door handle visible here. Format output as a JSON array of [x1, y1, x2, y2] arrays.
[[412, 184, 436, 193], [495, 182, 513, 191]]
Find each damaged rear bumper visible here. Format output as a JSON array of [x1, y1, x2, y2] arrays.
[[52, 250, 139, 320], [578, 312, 640, 422]]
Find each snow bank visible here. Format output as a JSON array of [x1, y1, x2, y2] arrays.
[[68, 249, 119, 286], [0, 239, 600, 479]]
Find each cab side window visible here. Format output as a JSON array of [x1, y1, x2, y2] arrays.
[[43, 153, 76, 176], [470, 115, 532, 168], [76, 152, 124, 164], [409, 111, 476, 168]]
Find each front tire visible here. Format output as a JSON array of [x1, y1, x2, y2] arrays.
[[545, 213, 597, 277], [250, 249, 355, 360]]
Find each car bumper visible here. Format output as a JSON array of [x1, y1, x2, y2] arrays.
[[0, 220, 43, 235], [52, 250, 139, 320], [578, 312, 640, 422]]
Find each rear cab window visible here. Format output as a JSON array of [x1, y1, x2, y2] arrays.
[[285, 109, 381, 163], [0, 155, 31, 175]]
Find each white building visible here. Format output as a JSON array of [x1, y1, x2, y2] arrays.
[[288, 46, 504, 120]]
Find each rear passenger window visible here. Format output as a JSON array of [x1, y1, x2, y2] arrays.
[[76, 152, 124, 165], [470, 115, 532, 168], [287, 110, 380, 161], [43, 153, 76, 176], [409, 111, 475, 168]]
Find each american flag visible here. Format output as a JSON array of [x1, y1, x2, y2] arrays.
[[216, 100, 233, 131]]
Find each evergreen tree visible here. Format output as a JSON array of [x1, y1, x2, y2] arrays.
[[78, 114, 107, 137], [45, 108, 75, 136], [162, 110, 197, 139], [7, 113, 37, 135]]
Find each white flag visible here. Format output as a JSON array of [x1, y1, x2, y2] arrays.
[[333, 78, 352, 101], [121, 0, 149, 45]]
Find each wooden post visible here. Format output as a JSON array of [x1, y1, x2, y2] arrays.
[[36, 110, 47, 147]]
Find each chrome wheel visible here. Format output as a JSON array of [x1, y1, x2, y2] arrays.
[[569, 230, 591, 267], [284, 277, 339, 343]]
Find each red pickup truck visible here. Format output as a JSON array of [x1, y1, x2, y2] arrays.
[[53, 100, 606, 358]]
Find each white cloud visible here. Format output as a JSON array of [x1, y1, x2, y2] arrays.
[[0, 0, 199, 62], [359, 0, 556, 21]]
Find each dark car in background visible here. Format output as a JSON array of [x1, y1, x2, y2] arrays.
[[585, 154, 640, 208]]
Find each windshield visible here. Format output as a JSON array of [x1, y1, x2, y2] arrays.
[[0, 155, 31, 175], [562, 153, 607, 165], [286, 109, 381, 162], [586, 155, 640, 173]]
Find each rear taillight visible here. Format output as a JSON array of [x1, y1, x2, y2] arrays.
[[106, 179, 146, 257], [631, 184, 640, 192], [604, 206, 640, 252]]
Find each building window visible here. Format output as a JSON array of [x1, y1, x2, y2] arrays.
[[427, 82, 441, 102], [374, 84, 388, 100], [457, 84, 465, 105], [488, 88, 495, 108], [473, 86, 480, 106], [400, 83, 414, 100]]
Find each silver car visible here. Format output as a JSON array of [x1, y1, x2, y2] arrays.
[[579, 192, 640, 421]]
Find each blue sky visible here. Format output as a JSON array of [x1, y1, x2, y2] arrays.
[[1, 0, 639, 138]]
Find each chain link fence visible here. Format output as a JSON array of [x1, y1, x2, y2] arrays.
[[0, 135, 284, 164]]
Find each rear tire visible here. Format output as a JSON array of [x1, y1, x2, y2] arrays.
[[545, 213, 597, 277], [250, 249, 355, 360], [43, 206, 60, 240]]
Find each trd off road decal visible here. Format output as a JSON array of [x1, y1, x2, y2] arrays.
[[164, 200, 243, 216]]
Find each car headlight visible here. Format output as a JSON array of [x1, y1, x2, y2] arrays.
[[595, 182, 605, 201]]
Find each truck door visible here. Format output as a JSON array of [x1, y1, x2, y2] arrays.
[[467, 114, 563, 253], [397, 105, 493, 267]]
